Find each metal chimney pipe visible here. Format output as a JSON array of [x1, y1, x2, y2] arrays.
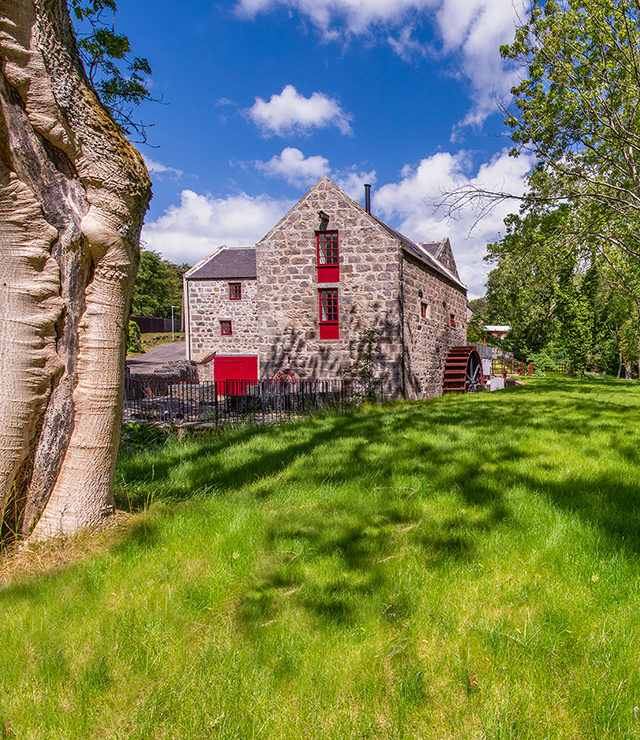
[[364, 183, 371, 214]]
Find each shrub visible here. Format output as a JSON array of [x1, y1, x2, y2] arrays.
[[127, 320, 142, 354]]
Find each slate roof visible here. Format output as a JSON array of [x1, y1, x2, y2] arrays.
[[369, 216, 465, 289], [418, 241, 441, 257], [183, 180, 464, 292], [186, 246, 256, 280]]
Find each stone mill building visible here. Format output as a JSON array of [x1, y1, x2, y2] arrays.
[[183, 177, 468, 398]]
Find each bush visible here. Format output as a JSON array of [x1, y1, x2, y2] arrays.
[[528, 343, 570, 372], [120, 422, 170, 450], [127, 320, 142, 354]]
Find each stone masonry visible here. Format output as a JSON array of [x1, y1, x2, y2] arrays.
[[184, 177, 468, 398], [187, 277, 259, 357]]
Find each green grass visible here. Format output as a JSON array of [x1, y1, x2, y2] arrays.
[[3, 375, 640, 738], [127, 332, 184, 355]]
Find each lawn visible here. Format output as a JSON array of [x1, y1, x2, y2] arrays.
[[2, 375, 640, 738]]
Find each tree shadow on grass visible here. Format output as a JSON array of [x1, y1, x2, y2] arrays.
[[6, 376, 637, 619]]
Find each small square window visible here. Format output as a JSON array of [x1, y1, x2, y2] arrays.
[[229, 282, 241, 300], [220, 320, 232, 336], [421, 302, 429, 319]]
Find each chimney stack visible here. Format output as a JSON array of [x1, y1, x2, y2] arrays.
[[364, 183, 371, 214]]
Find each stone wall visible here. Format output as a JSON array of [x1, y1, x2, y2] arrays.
[[434, 240, 461, 281], [402, 252, 468, 398], [185, 177, 468, 398], [255, 178, 403, 386], [186, 278, 259, 357]]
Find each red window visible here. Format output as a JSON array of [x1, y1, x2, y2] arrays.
[[229, 282, 241, 300], [319, 288, 339, 340], [421, 302, 428, 319], [220, 320, 232, 336], [450, 314, 456, 327], [316, 231, 339, 283]]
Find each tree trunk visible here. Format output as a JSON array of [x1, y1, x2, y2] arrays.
[[0, 0, 151, 542], [614, 324, 623, 378]]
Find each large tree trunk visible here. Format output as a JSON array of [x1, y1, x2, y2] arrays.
[[0, 1, 151, 542]]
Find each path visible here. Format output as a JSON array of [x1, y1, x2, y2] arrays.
[[126, 341, 186, 375]]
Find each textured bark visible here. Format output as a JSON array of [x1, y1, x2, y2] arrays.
[[0, 0, 151, 541]]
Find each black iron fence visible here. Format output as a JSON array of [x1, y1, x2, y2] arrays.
[[124, 377, 386, 426]]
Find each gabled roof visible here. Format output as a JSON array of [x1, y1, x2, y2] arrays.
[[184, 178, 465, 291], [418, 241, 441, 257], [185, 246, 256, 280], [369, 215, 465, 289]]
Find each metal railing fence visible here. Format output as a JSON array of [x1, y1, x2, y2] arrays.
[[124, 377, 386, 426], [491, 359, 535, 376]]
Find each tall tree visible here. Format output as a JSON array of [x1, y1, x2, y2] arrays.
[[132, 251, 185, 319], [444, 0, 640, 319], [0, 1, 151, 542]]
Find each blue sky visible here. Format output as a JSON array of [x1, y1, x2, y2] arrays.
[[115, 0, 534, 297]]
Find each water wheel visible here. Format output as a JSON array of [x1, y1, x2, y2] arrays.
[[443, 346, 484, 393]]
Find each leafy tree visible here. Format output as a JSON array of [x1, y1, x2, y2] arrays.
[[69, 0, 152, 140], [444, 0, 640, 347], [555, 258, 595, 377], [484, 209, 572, 358], [132, 251, 185, 319], [485, 206, 637, 374], [501, 0, 640, 302]]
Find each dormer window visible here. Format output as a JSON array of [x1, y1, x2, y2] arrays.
[[316, 231, 339, 283]]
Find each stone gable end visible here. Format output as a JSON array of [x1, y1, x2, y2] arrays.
[[184, 177, 468, 398], [256, 178, 403, 382]]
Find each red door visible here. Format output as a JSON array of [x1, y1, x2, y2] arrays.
[[214, 355, 258, 393]]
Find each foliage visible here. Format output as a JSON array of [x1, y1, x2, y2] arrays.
[[527, 342, 570, 373], [3, 377, 640, 736], [500, 0, 640, 302], [69, 0, 152, 139], [132, 250, 185, 319], [554, 260, 596, 377], [484, 210, 570, 359], [119, 422, 170, 450], [343, 329, 382, 398], [126, 320, 142, 354], [484, 205, 639, 373]]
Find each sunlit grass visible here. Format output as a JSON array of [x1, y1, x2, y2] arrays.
[[2, 375, 640, 738]]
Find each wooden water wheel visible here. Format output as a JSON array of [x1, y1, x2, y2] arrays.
[[443, 346, 484, 393]]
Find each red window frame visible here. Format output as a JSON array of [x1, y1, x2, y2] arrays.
[[318, 288, 339, 340], [450, 314, 456, 328], [220, 320, 232, 336], [421, 302, 428, 319], [316, 231, 339, 283], [229, 282, 241, 300]]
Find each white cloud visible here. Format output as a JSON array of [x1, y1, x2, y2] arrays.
[[256, 147, 330, 186], [254, 147, 374, 196], [333, 168, 377, 200], [374, 149, 533, 297], [144, 156, 183, 179], [142, 190, 293, 266], [247, 84, 353, 136], [237, 0, 531, 130]]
